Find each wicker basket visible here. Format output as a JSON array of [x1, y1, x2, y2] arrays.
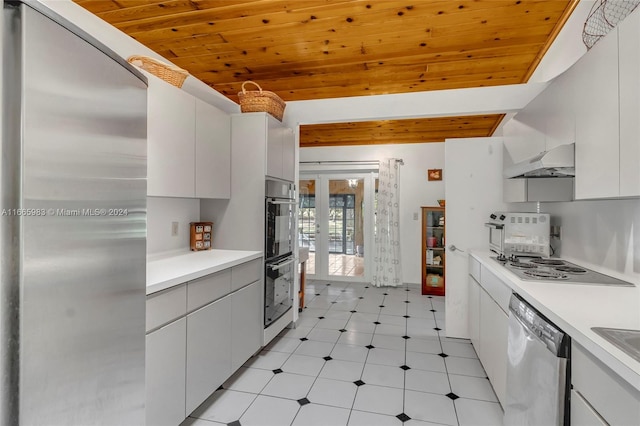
[[127, 55, 189, 88], [238, 81, 286, 121]]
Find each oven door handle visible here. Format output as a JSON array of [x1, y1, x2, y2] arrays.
[[268, 258, 296, 270], [484, 222, 504, 229], [268, 199, 296, 205]]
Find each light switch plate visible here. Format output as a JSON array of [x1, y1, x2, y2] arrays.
[[413, 212, 419, 220], [171, 221, 179, 236]]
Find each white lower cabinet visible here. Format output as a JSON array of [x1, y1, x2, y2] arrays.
[[570, 390, 608, 426], [146, 318, 187, 426], [468, 276, 480, 351], [479, 291, 508, 405], [186, 294, 232, 414], [231, 281, 262, 371]]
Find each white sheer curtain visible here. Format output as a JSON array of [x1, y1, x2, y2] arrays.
[[373, 158, 403, 287]]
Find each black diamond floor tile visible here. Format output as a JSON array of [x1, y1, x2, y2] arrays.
[[403, 315, 410, 318], [353, 380, 365, 386], [300, 337, 308, 341], [318, 316, 325, 319], [227, 420, 242, 426], [400, 365, 410, 370], [402, 335, 410, 339], [297, 397, 310, 406], [350, 310, 357, 313], [434, 327, 442, 331], [373, 321, 381, 325], [396, 413, 411, 422], [446, 392, 459, 400], [272, 368, 283, 374], [323, 356, 333, 361], [365, 345, 375, 349], [438, 353, 449, 358], [339, 329, 347, 332]]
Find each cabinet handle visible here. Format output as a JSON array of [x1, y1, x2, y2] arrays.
[[448, 245, 465, 253]]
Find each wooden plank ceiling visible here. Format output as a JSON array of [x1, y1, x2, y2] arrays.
[[75, 0, 578, 147]]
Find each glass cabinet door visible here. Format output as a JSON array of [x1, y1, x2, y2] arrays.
[[422, 206, 445, 295]]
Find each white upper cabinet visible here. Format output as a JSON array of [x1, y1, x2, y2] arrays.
[[266, 115, 295, 182], [618, 7, 640, 197], [195, 98, 231, 199], [147, 79, 196, 198], [147, 79, 231, 199], [573, 26, 620, 200]]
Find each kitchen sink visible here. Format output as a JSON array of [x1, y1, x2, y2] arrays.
[[592, 327, 640, 363]]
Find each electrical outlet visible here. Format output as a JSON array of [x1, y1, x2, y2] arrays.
[[413, 212, 419, 220], [171, 221, 179, 236], [550, 225, 562, 240]]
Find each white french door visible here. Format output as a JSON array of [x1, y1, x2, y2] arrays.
[[299, 172, 376, 282]]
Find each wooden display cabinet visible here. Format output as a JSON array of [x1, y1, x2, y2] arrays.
[[421, 206, 445, 296]]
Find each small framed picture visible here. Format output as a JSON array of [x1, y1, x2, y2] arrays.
[[428, 169, 442, 181]]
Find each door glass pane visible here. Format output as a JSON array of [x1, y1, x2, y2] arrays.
[[328, 178, 364, 277], [298, 179, 315, 275]]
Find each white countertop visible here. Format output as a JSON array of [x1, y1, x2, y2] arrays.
[[471, 250, 640, 392], [147, 249, 263, 295]]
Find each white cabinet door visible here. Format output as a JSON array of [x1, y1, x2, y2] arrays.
[[147, 79, 195, 197], [231, 280, 263, 371], [479, 291, 508, 406], [146, 318, 187, 426], [570, 390, 608, 426], [281, 128, 295, 182], [195, 98, 231, 199], [573, 27, 620, 199], [266, 117, 284, 179], [618, 7, 640, 197], [186, 295, 232, 414], [468, 276, 480, 352]]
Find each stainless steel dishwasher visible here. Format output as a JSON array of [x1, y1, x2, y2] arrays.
[[504, 293, 571, 426]]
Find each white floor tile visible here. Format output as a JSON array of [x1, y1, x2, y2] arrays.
[[264, 336, 301, 353], [445, 356, 487, 377], [296, 316, 321, 328], [348, 410, 402, 426], [371, 334, 407, 351], [292, 403, 351, 426], [407, 323, 440, 340], [319, 359, 365, 382], [330, 343, 369, 363], [180, 417, 225, 426], [330, 300, 359, 311], [307, 377, 358, 409], [307, 327, 342, 343], [455, 398, 504, 426], [239, 395, 300, 426], [338, 331, 373, 346], [281, 354, 326, 377], [404, 369, 451, 395], [302, 308, 330, 318], [190, 389, 256, 423], [352, 384, 404, 416], [294, 340, 335, 358], [404, 389, 458, 425], [361, 363, 405, 389], [449, 374, 498, 402], [366, 347, 406, 367], [405, 351, 446, 373], [244, 350, 290, 370], [350, 312, 379, 322], [316, 317, 348, 332], [405, 337, 441, 354], [222, 367, 274, 394], [345, 320, 377, 334], [441, 340, 478, 359], [261, 372, 315, 400], [374, 323, 407, 337], [377, 314, 407, 326], [323, 310, 353, 320], [280, 325, 312, 339], [354, 303, 382, 314]]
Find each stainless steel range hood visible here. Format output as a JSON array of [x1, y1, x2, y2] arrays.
[[503, 143, 575, 178]]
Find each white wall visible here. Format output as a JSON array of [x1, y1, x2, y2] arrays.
[[534, 200, 640, 282], [300, 143, 445, 284], [147, 197, 200, 255]]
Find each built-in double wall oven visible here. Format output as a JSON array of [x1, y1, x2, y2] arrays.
[[264, 179, 296, 328]]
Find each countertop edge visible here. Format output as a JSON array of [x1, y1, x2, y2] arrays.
[[469, 250, 640, 393], [147, 250, 263, 295]]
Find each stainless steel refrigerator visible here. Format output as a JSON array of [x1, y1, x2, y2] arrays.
[[1, 1, 147, 424]]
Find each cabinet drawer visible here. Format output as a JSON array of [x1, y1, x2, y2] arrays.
[[146, 284, 187, 333], [469, 255, 481, 283], [479, 266, 511, 314], [570, 390, 607, 426], [232, 258, 262, 291], [187, 269, 232, 312], [572, 342, 640, 426]]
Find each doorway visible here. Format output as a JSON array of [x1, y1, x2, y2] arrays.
[[299, 173, 375, 282]]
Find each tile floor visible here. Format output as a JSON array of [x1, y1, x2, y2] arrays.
[[304, 253, 365, 277], [181, 280, 503, 426]]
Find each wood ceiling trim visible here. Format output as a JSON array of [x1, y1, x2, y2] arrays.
[[299, 115, 503, 148], [521, 0, 580, 83]]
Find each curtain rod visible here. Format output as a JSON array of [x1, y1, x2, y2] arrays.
[[300, 159, 404, 166]]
